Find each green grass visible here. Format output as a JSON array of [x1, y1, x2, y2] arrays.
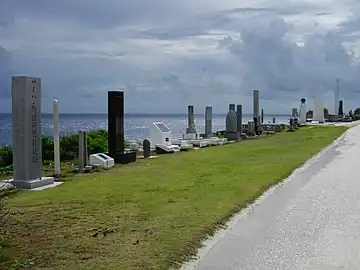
[[1, 126, 347, 270]]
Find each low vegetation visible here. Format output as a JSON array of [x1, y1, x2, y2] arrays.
[[1, 126, 348, 270], [0, 130, 130, 177]]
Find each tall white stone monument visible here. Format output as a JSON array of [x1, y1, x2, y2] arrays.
[[299, 98, 307, 124], [53, 99, 61, 177], [312, 93, 325, 123], [11, 76, 54, 189]]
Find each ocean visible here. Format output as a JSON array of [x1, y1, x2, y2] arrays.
[[0, 113, 291, 146]]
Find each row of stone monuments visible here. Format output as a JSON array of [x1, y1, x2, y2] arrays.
[[184, 89, 264, 142], [9, 76, 138, 190]]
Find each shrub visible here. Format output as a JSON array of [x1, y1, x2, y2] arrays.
[[0, 147, 12, 168], [354, 108, 360, 116], [0, 130, 129, 168]]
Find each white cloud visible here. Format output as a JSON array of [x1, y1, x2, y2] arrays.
[[1, 0, 360, 114]]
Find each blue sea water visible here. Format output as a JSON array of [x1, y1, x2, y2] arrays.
[[0, 113, 291, 146]]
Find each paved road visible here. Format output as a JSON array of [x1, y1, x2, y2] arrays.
[[182, 125, 360, 270]]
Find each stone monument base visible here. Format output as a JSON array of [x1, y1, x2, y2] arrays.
[[9, 176, 55, 190], [138, 155, 158, 159], [111, 151, 137, 164], [239, 133, 248, 140], [225, 132, 238, 141]]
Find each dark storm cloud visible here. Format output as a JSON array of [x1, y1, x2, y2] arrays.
[[2, 0, 360, 113], [7, 0, 187, 29]]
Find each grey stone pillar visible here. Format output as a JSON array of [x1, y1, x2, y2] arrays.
[[289, 118, 295, 132], [292, 108, 299, 118], [78, 131, 88, 170], [205, 106, 212, 138], [186, 105, 196, 134], [247, 121, 255, 136], [236, 104, 243, 134], [11, 76, 54, 189], [253, 89, 260, 121]]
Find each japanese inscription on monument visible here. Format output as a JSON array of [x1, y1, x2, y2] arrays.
[[31, 79, 39, 164]]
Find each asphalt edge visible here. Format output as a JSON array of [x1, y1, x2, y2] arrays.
[[180, 126, 352, 270]]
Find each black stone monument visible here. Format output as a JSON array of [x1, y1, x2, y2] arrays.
[[236, 104, 243, 135], [143, 139, 151, 159], [108, 91, 136, 164], [338, 100, 344, 117]]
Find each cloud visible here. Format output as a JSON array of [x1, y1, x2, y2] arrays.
[[0, 46, 11, 99], [1, 0, 360, 114]]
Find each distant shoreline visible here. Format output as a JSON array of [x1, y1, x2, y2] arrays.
[[0, 112, 291, 117]]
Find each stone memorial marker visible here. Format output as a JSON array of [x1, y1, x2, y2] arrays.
[[78, 131, 88, 170], [229, 104, 235, 111], [143, 139, 151, 158], [186, 105, 196, 134], [254, 116, 259, 135], [292, 108, 299, 118], [289, 118, 295, 132], [236, 104, 243, 135], [338, 100, 344, 117], [53, 99, 61, 177], [108, 90, 136, 164], [225, 108, 238, 141], [313, 93, 325, 123], [11, 76, 54, 189], [299, 98, 307, 124], [294, 117, 299, 128], [253, 89, 260, 121], [205, 106, 212, 138], [247, 121, 255, 136]]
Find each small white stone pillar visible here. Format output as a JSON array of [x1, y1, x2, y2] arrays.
[[53, 99, 61, 177], [10, 76, 54, 189]]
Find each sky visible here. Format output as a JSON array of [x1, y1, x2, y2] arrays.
[[1, 0, 360, 114]]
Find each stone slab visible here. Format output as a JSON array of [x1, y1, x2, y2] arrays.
[[9, 176, 55, 190], [138, 156, 158, 159], [113, 151, 137, 164], [30, 181, 63, 191]]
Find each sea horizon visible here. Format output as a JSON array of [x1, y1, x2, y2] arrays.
[[0, 112, 291, 146], [0, 112, 291, 117]]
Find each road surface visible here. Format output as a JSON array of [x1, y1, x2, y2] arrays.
[[182, 124, 360, 270]]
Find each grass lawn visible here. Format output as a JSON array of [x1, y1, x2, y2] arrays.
[[1, 126, 348, 270]]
